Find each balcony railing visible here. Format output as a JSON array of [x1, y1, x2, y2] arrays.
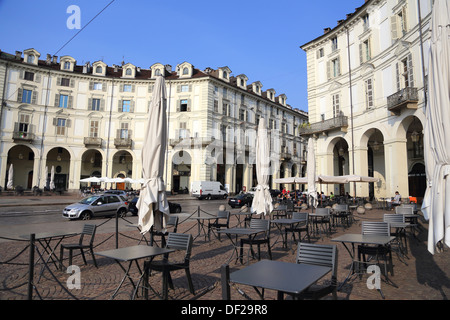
[[299, 115, 348, 136], [84, 137, 103, 147], [114, 138, 132, 148], [13, 131, 35, 142], [387, 87, 419, 115]]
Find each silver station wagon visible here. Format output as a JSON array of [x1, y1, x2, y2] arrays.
[[63, 194, 129, 220]]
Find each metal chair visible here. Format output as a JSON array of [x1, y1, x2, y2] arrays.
[[384, 213, 408, 257], [208, 210, 230, 241], [291, 242, 338, 300], [285, 212, 310, 243], [59, 224, 98, 269], [240, 219, 272, 264], [311, 207, 332, 236], [333, 204, 351, 228], [145, 233, 194, 300], [358, 221, 393, 276], [395, 206, 414, 215], [150, 215, 179, 247]]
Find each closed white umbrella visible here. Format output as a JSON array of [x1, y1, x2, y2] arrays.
[[7, 164, 13, 190], [137, 76, 170, 234], [44, 166, 48, 189], [251, 118, 273, 216], [307, 138, 318, 208], [50, 166, 55, 190], [422, 0, 450, 254], [80, 177, 101, 183]]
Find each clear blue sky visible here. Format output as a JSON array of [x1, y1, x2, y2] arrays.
[[0, 0, 364, 112]]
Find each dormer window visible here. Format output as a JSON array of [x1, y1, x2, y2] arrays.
[[96, 66, 103, 74], [223, 71, 228, 79], [126, 68, 132, 75], [27, 55, 35, 64], [155, 69, 161, 76], [183, 67, 189, 75]]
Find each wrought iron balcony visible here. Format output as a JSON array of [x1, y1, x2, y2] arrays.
[[13, 131, 35, 142], [114, 138, 132, 148], [299, 115, 348, 136], [84, 137, 103, 147], [387, 87, 419, 115]]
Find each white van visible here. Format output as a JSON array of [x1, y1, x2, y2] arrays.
[[191, 181, 228, 200]]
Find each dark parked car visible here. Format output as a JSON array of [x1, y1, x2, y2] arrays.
[[228, 193, 254, 208], [128, 197, 182, 215]]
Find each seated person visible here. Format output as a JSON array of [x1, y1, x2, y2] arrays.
[[387, 191, 402, 209]]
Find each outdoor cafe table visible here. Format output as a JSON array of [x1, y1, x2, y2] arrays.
[[20, 230, 79, 282], [217, 227, 266, 264], [308, 212, 331, 237], [331, 234, 396, 298], [95, 245, 175, 300], [228, 259, 331, 300], [270, 218, 303, 249], [189, 215, 219, 241]]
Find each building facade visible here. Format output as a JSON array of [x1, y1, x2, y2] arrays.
[[300, 0, 433, 201], [0, 49, 308, 194]]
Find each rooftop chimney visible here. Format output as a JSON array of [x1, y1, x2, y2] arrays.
[[324, 28, 331, 34], [52, 55, 58, 64], [46, 54, 52, 65], [15, 51, 22, 59]]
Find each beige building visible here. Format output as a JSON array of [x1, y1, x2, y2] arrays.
[[300, 0, 433, 201], [0, 49, 308, 194]]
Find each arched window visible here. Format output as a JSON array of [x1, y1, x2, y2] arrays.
[[64, 61, 71, 70], [96, 66, 103, 74], [183, 67, 189, 75], [126, 68, 132, 75], [155, 69, 161, 76], [223, 71, 228, 79], [27, 55, 35, 64]]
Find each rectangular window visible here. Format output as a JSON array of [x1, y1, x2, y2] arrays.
[[363, 14, 370, 31], [181, 85, 189, 92], [331, 37, 338, 51], [180, 99, 188, 112], [92, 98, 101, 111], [59, 94, 69, 108], [22, 89, 32, 103], [332, 94, 340, 118], [360, 38, 371, 63], [56, 118, 66, 136], [24, 71, 34, 81], [239, 109, 245, 121], [317, 48, 324, 59], [19, 114, 30, 132], [93, 82, 103, 90], [332, 58, 340, 78], [90, 120, 99, 137], [120, 123, 129, 139], [122, 100, 131, 112], [61, 78, 70, 87], [365, 79, 374, 109], [123, 84, 132, 92]]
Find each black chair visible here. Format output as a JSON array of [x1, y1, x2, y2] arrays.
[[145, 233, 194, 300], [59, 224, 98, 269], [333, 204, 351, 228], [240, 219, 272, 264], [291, 242, 338, 300], [208, 211, 230, 241], [311, 207, 332, 236], [285, 212, 310, 243], [358, 221, 393, 276], [150, 215, 179, 247]]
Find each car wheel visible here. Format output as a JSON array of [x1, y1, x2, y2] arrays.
[[118, 208, 127, 218], [206, 194, 211, 200], [80, 211, 91, 220]]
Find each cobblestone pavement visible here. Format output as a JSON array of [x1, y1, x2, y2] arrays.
[[0, 204, 449, 302]]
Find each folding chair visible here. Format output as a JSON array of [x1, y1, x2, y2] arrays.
[[60, 224, 98, 269]]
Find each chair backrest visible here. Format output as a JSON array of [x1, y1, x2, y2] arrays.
[[286, 201, 294, 210], [396, 206, 413, 215], [167, 215, 179, 232], [383, 213, 405, 224], [292, 211, 308, 222], [166, 232, 193, 262], [217, 210, 230, 226], [249, 218, 270, 231], [296, 242, 338, 282], [361, 221, 390, 236], [80, 224, 97, 245], [334, 204, 348, 213], [315, 207, 330, 215]]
